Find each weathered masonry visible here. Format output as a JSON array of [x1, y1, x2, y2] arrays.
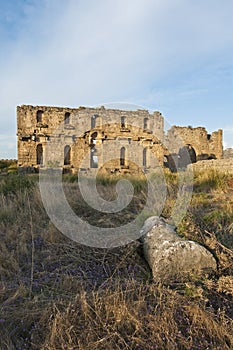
[[17, 105, 223, 174]]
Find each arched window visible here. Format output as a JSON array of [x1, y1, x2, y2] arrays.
[[143, 117, 148, 130], [143, 148, 147, 167], [120, 147, 125, 166], [121, 116, 126, 128], [64, 145, 71, 165], [90, 148, 98, 168], [178, 145, 197, 168], [64, 112, 70, 125], [36, 110, 43, 123], [36, 144, 43, 165], [91, 115, 97, 128]]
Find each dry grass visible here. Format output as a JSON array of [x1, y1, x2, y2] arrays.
[[0, 169, 232, 349]]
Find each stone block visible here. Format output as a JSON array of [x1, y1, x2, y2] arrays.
[[141, 216, 217, 283]]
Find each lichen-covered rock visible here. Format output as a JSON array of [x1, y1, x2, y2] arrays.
[[141, 216, 217, 282]]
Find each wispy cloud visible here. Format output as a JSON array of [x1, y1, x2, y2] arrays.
[[0, 0, 233, 157], [0, 135, 16, 158], [222, 126, 233, 148]]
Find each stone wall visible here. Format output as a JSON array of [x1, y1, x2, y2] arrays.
[[167, 126, 223, 160], [188, 158, 233, 174], [17, 105, 223, 174], [17, 105, 165, 174]]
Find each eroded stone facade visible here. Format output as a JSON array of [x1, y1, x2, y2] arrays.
[[188, 158, 233, 174], [17, 105, 223, 174], [167, 126, 223, 160]]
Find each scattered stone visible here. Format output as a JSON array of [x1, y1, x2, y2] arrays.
[[188, 158, 233, 174], [141, 216, 217, 282]]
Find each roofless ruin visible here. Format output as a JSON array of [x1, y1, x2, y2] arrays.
[[17, 105, 223, 174]]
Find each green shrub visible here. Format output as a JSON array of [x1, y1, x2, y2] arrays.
[[0, 210, 15, 225], [0, 159, 17, 173], [7, 163, 18, 174], [0, 174, 36, 195], [203, 210, 232, 231]]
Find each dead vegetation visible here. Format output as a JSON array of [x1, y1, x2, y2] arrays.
[[0, 168, 232, 349]]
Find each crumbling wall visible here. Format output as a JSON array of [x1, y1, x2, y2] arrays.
[[17, 105, 223, 174], [188, 158, 233, 174], [17, 105, 165, 174], [167, 126, 223, 161]]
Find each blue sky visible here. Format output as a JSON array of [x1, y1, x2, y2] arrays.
[[0, 0, 233, 158]]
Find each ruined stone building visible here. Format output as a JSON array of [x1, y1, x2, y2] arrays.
[[223, 148, 233, 159], [17, 105, 223, 174]]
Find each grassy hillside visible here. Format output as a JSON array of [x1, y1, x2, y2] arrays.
[[0, 160, 17, 175], [0, 169, 232, 349]]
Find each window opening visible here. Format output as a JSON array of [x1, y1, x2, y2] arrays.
[[120, 147, 125, 166], [36, 144, 43, 165], [64, 145, 71, 165], [36, 110, 43, 123], [121, 116, 126, 128], [64, 112, 70, 125]]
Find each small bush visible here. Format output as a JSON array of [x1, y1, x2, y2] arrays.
[[0, 159, 17, 173], [0, 174, 36, 195]]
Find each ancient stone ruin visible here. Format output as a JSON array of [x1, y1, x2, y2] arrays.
[[224, 148, 233, 159], [17, 105, 223, 174]]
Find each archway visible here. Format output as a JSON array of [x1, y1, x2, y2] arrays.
[[178, 144, 196, 168]]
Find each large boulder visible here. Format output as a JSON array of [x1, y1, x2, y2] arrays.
[[140, 216, 217, 282]]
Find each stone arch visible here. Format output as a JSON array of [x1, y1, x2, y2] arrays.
[[36, 110, 43, 123], [64, 145, 71, 165], [36, 144, 43, 165], [178, 144, 197, 168]]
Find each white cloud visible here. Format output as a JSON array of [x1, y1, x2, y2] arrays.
[[1, 0, 233, 158], [0, 135, 16, 159], [223, 127, 233, 148]]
